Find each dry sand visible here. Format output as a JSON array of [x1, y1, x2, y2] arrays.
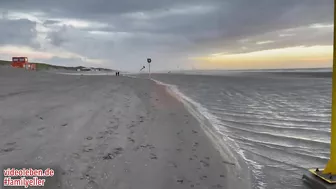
[[0, 67, 251, 189]]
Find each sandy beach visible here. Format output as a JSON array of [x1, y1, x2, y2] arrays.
[[0, 67, 250, 189]]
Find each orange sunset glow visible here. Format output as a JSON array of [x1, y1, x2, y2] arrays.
[[192, 45, 333, 70]]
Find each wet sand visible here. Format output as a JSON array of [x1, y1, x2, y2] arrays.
[[0, 67, 250, 189]]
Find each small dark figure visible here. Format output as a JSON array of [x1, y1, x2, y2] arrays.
[[116, 72, 118, 76]]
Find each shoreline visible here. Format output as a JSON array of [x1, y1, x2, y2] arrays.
[[145, 78, 252, 189], [152, 78, 253, 188]]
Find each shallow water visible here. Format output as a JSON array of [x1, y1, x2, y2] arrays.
[[151, 71, 332, 189]]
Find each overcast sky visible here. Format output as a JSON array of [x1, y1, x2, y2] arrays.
[[0, 0, 333, 71]]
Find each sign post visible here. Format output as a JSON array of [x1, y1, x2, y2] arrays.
[[147, 58, 152, 79], [323, 0, 336, 176], [302, 1, 336, 188]]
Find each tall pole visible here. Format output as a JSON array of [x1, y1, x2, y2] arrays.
[[147, 58, 152, 79], [323, 0, 336, 175], [149, 63, 151, 79]]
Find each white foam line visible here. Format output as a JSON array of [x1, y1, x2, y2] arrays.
[[219, 122, 330, 145], [151, 78, 265, 189], [151, 80, 235, 154], [236, 138, 330, 161], [235, 136, 312, 150], [217, 118, 330, 133]]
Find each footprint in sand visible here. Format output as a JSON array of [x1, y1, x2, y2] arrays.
[[103, 147, 123, 160], [111, 125, 119, 130], [212, 184, 223, 188], [138, 116, 144, 123], [168, 161, 177, 168], [86, 178, 99, 188], [192, 143, 198, 151], [100, 130, 114, 136], [36, 115, 43, 120], [144, 144, 155, 149], [150, 153, 157, 160], [128, 137, 135, 143], [176, 179, 184, 184], [134, 144, 155, 151], [96, 135, 104, 139], [200, 160, 210, 167], [72, 153, 80, 159], [83, 148, 93, 152], [0, 147, 15, 153]]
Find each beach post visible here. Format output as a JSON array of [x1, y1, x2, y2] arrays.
[[324, 0, 336, 176], [302, 0, 336, 188], [147, 58, 152, 79]]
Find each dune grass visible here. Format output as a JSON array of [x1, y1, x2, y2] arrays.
[[0, 60, 113, 71]]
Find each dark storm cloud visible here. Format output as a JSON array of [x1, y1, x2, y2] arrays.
[[45, 25, 82, 47], [0, 0, 333, 70], [0, 0, 216, 17], [46, 27, 67, 47], [0, 0, 332, 35], [80, 0, 332, 55], [0, 18, 38, 46]]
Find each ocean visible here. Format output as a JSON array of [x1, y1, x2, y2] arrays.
[[146, 69, 332, 189]]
